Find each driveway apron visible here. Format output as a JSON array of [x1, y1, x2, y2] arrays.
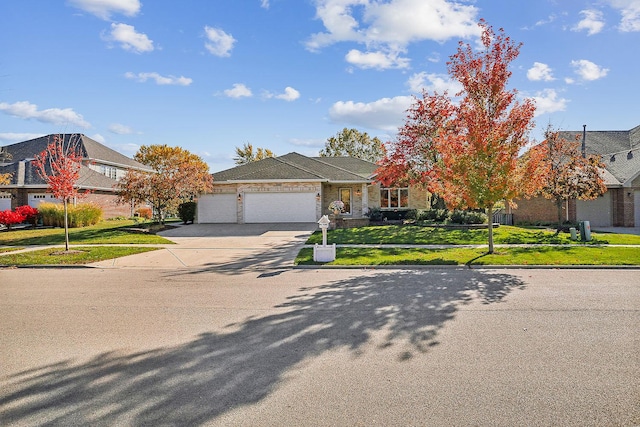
[[89, 223, 318, 271]]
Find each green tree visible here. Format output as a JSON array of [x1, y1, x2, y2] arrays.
[[116, 145, 213, 224], [319, 128, 386, 163], [234, 143, 275, 165]]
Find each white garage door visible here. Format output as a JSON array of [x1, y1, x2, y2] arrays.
[[576, 191, 612, 227], [197, 194, 237, 223], [244, 192, 317, 223], [0, 193, 11, 211], [28, 193, 61, 208]]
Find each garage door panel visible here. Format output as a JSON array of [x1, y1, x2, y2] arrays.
[[244, 193, 316, 223], [198, 194, 237, 223]]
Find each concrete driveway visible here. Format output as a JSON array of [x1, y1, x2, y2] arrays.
[[89, 223, 319, 271]]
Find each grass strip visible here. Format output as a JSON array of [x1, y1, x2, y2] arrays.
[[0, 220, 174, 246], [295, 246, 640, 266], [0, 247, 24, 254], [305, 225, 640, 246], [0, 246, 161, 266]]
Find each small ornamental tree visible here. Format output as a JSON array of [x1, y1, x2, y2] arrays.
[[0, 210, 25, 230], [33, 134, 89, 251], [117, 145, 213, 224], [531, 126, 606, 232], [378, 21, 541, 253], [320, 128, 386, 163]]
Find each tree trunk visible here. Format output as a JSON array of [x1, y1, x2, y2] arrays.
[[486, 205, 494, 254], [555, 198, 564, 234], [63, 198, 70, 252]]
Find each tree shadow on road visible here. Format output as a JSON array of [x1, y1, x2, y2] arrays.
[[0, 269, 526, 426]]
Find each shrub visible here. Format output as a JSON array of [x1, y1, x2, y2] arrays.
[[177, 201, 196, 224], [38, 202, 102, 227], [0, 210, 25, 229], [135, 207, 152, 220], [419, 208, 448, 223], [365, 207, 382, 221], [15, 205, 39, 226], [71, 203, 102, 227], [404, 209, 418, 220], [448, 209, 487, 225]]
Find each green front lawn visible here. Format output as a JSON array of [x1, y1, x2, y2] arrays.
[[296, 246, 640, 266], [305, 225, 640, 246], [0, 246, 161, 266], [0, 220, 174, 246]]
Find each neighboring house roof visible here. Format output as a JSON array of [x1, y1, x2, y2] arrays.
[[559, 125, 640, 186], [213, 152, 378, 183], [0, 133, 150, 191], [0, 134, 150, 171]]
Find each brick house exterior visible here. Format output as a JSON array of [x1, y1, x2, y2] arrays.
[[511, 125, 640, 227], [0, 134, 151, 218], [197, 152, 429, 224]]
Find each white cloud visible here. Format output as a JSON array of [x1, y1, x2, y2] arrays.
[[67, 0, 141, 20], [0, 133, 46, 143], [104, 23, 154, 53], [306, 0, 480, 69], [406, 72, 462, 94], [204, 26, 236, 57], [125, 72, 192, 86], [108, 123, 134, 134], [275, 87, 301, 101], [224, 83, 253, 98], [572, 9, 605, 35], [529, 89, 568, 116], [527, 62, 555, 82], [0, 101, 91, 128], [607, 0, 640, 31], [260, 0, 270, 9], [329, 96, 413, 131], [345, 49, 410, 70], [570, 59, 609, 81], [91, 133, 106, 143]]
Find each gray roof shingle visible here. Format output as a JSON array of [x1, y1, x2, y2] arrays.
[[212, 152, 378, 183], [559, 125, 640, 185]]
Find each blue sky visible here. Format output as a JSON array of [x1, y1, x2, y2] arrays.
[[1, 0, 639, 173]]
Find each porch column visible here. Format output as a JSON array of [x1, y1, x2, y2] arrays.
[[362, 183, 368, 216]]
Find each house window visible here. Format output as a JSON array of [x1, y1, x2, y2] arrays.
[[380, 188, 409, 209], [339, 188, 352, 215], [101, 165, 117, 180]]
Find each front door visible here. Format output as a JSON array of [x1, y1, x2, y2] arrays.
[[340, 188, 351, 215]]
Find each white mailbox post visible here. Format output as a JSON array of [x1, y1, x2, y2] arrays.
[[313, 215, 336, 262]]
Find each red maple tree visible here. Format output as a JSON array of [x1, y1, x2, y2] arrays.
[[378, 21, 540, 253], [33, 134, 89, 251], [530, 126, 606, 232]]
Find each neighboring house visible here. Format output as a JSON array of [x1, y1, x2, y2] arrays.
[[512, 125, 640, 227], [0, 134, 151, 218], [198, 152, 429, 224]]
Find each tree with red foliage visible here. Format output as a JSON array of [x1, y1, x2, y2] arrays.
[[531, 126, 606, 232], [33, 134, 89, 251], [116, 145, 213, 224], [0, 210, 25, 230], [378, 21, 540, 253]]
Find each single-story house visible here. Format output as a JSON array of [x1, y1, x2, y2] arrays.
[[198, 152, 429, 224], [0, 134, 151, 218], [512, 125, 640, 227]]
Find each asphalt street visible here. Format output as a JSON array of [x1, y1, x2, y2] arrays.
[[1, 267, 638, 426]]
